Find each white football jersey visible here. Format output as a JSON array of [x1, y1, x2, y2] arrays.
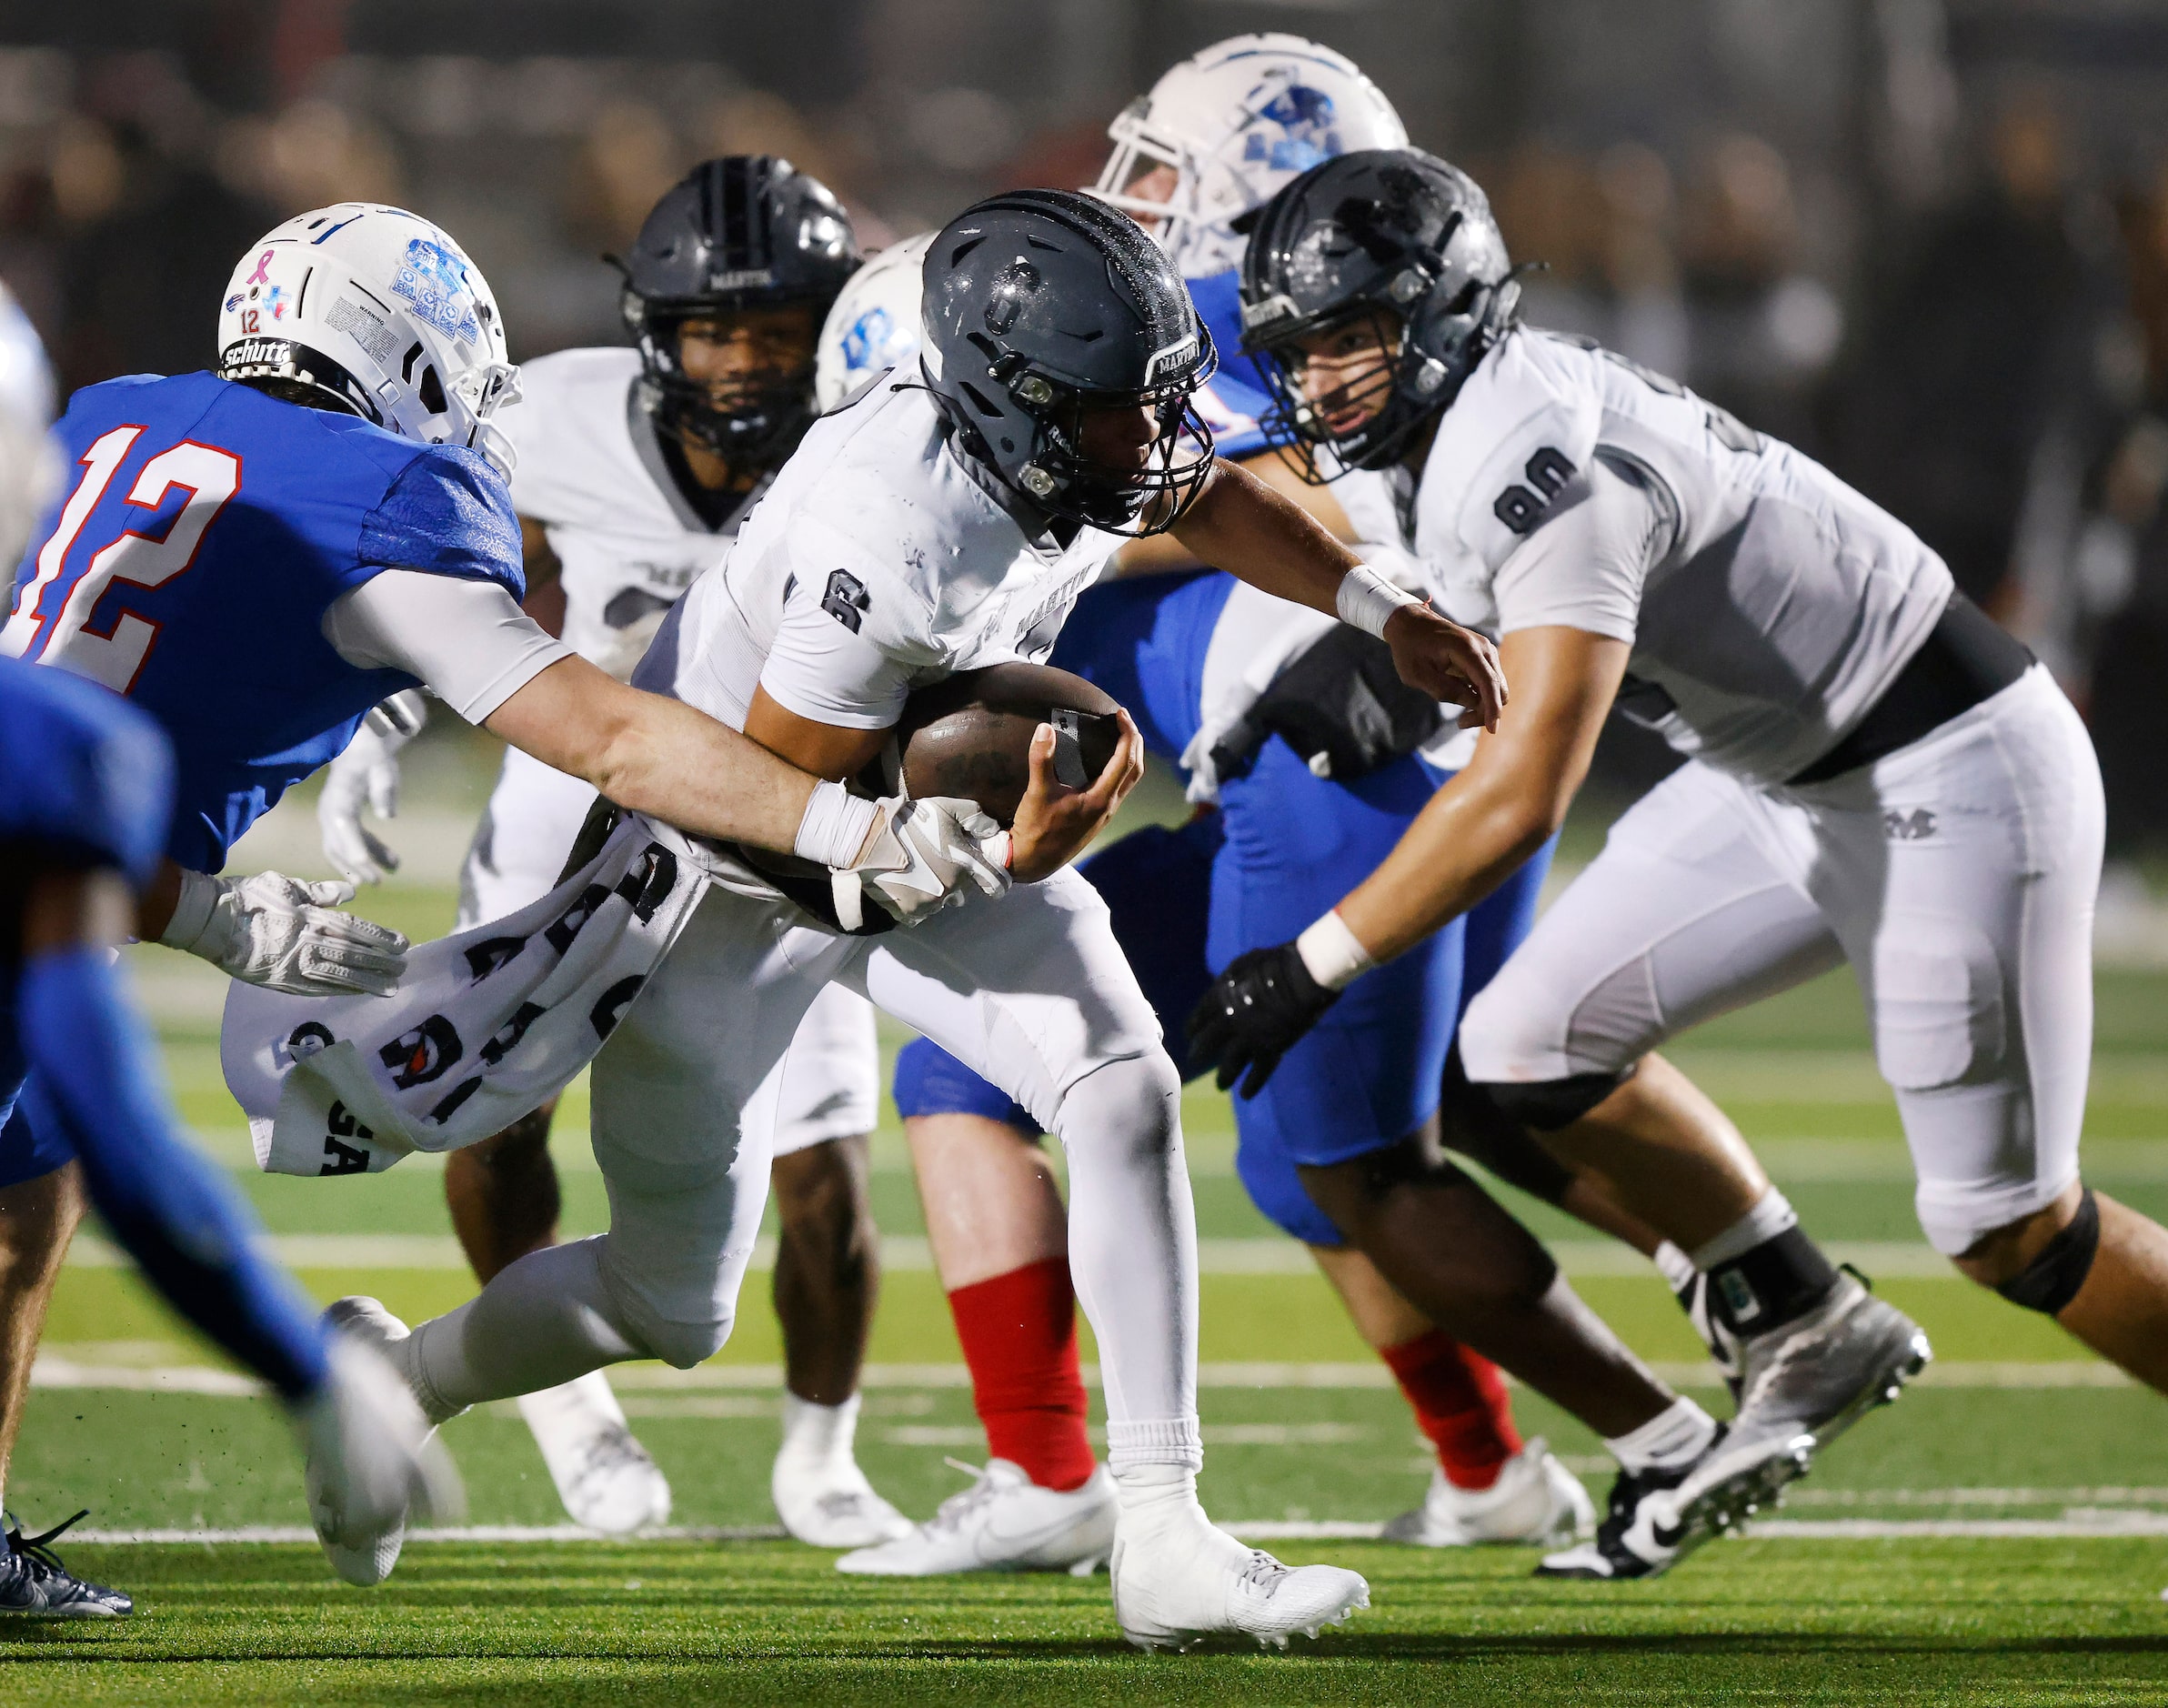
[[503, 347, 757, 682], [1337, 328, 1952, 785], [661, 380, 1121, 736]]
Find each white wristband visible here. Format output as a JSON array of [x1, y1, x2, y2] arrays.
[[157, 868, 223, 952], [1296, 909, 1376, 992], [794, 779, 881, 869], [1335, 561, 1422, 639]]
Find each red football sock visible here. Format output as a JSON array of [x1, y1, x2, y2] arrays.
[[1380, 1330, 1522, 1491], [947, 1256, 1096, 1492]]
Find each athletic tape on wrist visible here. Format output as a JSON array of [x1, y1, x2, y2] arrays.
[[795, 779, 880, 868], [157, 869, 222, 951], [1296, 909, 1376, 992], [1335, 561, 1422, 639]]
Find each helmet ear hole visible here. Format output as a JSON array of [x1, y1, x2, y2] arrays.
[[417, 364, 447, 414]]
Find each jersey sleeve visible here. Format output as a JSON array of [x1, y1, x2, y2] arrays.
[[756, 566, 920, 729], [1425, 342, 1604, 579], [357, 446, 527, 597], [1488, 458, 1664, 642], [320, 571, 572, 722]]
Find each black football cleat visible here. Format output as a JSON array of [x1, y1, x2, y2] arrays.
[[0, 1510, 134, 1618]]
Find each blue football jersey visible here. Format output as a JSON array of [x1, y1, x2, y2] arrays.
[[0, 652, 176, 1128], [3, 373, 523, 871]]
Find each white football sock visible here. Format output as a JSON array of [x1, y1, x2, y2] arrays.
[[779, 1392, 860, 1464], [1110, 1462, 1205, 1535], [409, 1237, 645, 1423], [1690, 1188, 1799, 1271], [1605, 1397, 1719, 1476], [1051, 1056, 1204, 1474]]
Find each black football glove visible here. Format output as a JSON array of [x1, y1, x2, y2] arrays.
[[1185, 942, 1340, 1100]]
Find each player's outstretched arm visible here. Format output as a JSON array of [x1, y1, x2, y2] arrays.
[[1333, 625, 1626, 964], [1114, 447, 1357, 578], [1167, 457, 1506, 730], [1187, 626, 1623, 1094], [501, 662, 1010, 922], [18, 862, 458, 1554], [490, 656, 836, 856]]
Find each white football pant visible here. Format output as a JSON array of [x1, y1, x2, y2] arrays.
[[1461, 668, 2102, 1256], [417, 870, 1201, 1472], [457, 744, 878, 1153]]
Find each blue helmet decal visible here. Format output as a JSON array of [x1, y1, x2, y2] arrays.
[[842, 306, 898, 373], [1243, 85, 1342, 175], [391, 237, 482, 347]]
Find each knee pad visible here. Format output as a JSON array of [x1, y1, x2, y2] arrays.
[[1054, 1050, 1182, 1155], [1482, 1063, 1634, 1132], [1993, 1187, 2101, 1315], [634, 1310, 734, 1371], [592, 1237, 735, 1370], [1436, 1041, 1576, 1205]]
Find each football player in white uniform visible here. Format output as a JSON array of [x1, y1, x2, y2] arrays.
[[838, 39, 1653, 1580], [1206, 145, 2168, 1572], [319, 159, 910, 1549], [331, 186, 1506, 1647]]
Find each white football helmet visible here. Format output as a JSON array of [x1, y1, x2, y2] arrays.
[[216, 205, 522, 478], [814, 233, 932, 412], [1090, 34, 1408, 277]]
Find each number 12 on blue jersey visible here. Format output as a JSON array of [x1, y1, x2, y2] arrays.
[[3, 427, 243, 692]]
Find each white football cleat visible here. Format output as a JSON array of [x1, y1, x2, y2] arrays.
[[1382, 1439, 1595, 1549], [772, 1393, 909, 1549], [518, 1372, 671, 1534], [1109, 1478, 1368, 1652], [835, 1459, 1116, 1575], [301, 1301, 462, 1587]]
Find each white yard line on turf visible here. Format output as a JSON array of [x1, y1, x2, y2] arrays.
[[31, 1356, 2139, 1394], [68, 1516, 2168, 1546], [56, 1233, 2003, 1278]]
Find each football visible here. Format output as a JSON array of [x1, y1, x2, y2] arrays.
[[896, 661, 1124, 828]]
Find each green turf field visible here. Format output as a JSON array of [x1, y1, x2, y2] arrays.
[[8, 783, 2168, 1701]]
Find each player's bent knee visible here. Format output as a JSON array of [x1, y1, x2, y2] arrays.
[[1053, 1050, 1182, 1160], [637, 1310, 735, 1371], [1963, 1187, 2100, 1314], [1458, 987, 1636, 1131], [1480, 1068, 1635, 1132], [1438, 1043, 1615, 1201]]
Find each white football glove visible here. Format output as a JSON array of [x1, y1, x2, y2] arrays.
[[831, 795, 1011, 929], [318, 690, 428, 886], [158, 869, 410, 997]]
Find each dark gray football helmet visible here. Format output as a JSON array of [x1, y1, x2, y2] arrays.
[[619, 155, 859, 466], [1239, 148, 1518, 476], [919, 188, 1215, 535]]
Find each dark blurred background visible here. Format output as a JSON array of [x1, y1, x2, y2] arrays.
[[5, 0, 2168, 882]]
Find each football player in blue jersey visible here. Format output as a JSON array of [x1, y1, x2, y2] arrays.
[[0, 657, 462, 1614], [0, 204, 1018, 1585], [829, 38, 1746, 1578]]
